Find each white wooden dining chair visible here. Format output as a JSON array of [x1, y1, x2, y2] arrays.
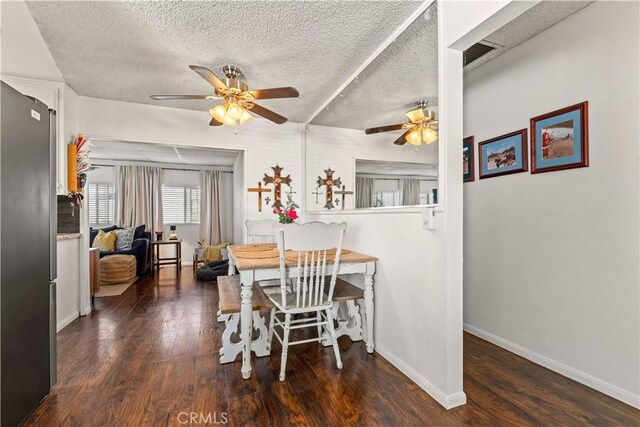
[[266, 221, 348, 381], [245, 219, 277, 244]]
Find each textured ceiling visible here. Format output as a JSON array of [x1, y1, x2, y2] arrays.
[[311, 4, 438, 130], [465, 1, 594, 71], [26, 1, 422, 123], [311, 1, 595, 130], [88, 139, 240, 167]]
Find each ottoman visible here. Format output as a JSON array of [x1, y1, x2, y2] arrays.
[[99, 255, 137, 287]]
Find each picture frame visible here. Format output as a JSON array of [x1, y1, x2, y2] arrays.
[[463, 136, 475, 182], [530, 101, 588, 174], [478, 129, 528, 179]]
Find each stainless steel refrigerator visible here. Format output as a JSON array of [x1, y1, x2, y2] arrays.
[[1, 81, 57, 426]]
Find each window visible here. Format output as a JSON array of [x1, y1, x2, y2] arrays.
[[89, 183, 116, 226], [373, 178, 401, 207], [162, 186, 201, 224], [373, 190, 401, 207]]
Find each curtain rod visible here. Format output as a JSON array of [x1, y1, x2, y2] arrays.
[[92, 163, 233, 173]]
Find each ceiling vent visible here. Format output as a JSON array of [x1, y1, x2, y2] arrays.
[[463, 41, 499, 67]]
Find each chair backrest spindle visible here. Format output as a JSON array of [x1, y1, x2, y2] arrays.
[[274, 222, 347, 309]]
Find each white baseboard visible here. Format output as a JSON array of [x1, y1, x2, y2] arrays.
[[463, 323, 640, 409], [80, 304, 92, 316], [375, 343, 467, 409], [57, 311, 79, 332]]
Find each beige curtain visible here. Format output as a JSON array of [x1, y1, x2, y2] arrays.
[[356, 177, 374, 208], [200, 170, 223, 246], [401, 179, 420, 206], [116, 166, 163, 235]]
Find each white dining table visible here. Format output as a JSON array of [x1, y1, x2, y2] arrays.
[[225, 243, 377, 379]]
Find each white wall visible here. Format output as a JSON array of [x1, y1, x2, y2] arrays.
[[87, 165, 116, 187], [78, 96, 304, 240], [0, 1, 63, 82], [463, 2, 640, 407], [56, 238, 81, 331], [302, 0, 536, 408], [232, 153, 245, 244], [305, 124, 437, 211]]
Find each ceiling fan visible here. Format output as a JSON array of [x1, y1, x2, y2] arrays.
[[150, 65, 299, 126], [365, 100, 439, 146]]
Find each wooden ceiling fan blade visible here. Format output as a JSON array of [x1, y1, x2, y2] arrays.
[[209, 118, 223, 126], [189, 65, 228, 91], [150, 95, 218, 100], [394, 130, 412, 145], [365, 124, 406, 135], [250, 87, 299, 100], [249, 103, 287, 124]]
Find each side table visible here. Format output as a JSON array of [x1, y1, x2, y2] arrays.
[[150, 239, 182, 274]]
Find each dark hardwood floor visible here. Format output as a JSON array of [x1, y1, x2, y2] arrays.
[[24, 267, 639, 426]]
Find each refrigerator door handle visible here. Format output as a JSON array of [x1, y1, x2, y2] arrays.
[[49, 280, 57, 387], [49, 109, 57, 281]]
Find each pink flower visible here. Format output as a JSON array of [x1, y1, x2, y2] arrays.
[[286, 210, 298, 220]]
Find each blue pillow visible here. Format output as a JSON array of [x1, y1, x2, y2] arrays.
[[134, 224, 146, 240]]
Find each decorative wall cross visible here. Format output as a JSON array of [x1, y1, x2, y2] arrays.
[[311, 187, 322, 204], [334, 185, 353, 210], [263, 164, 291, 209], [317, 168, 342, 210], [247, 182, 272, 212]]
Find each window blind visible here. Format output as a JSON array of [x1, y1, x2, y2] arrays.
[[162, 186, 201, 224], [89, 183, 116, 226]]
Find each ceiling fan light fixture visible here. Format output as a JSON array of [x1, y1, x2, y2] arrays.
[[239, 108, 253, 125], [421, 127, 438, 144], [210, 104, 227, 123], [406, 108, 426, 123], [226, 100, 244, 121], [222, 115, 238, 126], [406, 129, 422, 146]]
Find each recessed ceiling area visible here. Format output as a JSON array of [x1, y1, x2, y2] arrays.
[[26, 0, 422, 123], [311, 4, 438, 131], [88, 139, 240, 168], [463, 1, 594, 71]]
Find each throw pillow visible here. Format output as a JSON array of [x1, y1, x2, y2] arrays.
[[133, 224, 146, 240], [92, 230, 117, 252], [90, 225, 118, 246], [114, 227, 136, 251]]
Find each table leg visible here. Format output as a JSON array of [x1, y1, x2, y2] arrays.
[[177, 243, 181, 274], [228, 255, 236, 275], [364, 262, 375, 353], [217, 254, 235, 322], [239, 270, 253, 379]]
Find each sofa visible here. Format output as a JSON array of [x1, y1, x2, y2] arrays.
[[89, 225, 151, 276]]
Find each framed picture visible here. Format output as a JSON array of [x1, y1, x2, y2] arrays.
[[530, 101, 588, 173], [463, 136, 475, 182], [478, 129, 528, 179]]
